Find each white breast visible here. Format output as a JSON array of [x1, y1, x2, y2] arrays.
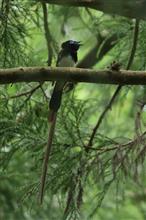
[[58, 55, 75, 67]]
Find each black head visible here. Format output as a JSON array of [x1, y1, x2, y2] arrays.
[[61, 40, 81, 51]]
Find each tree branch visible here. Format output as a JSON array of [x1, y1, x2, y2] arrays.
[[9, 84, 41, 99], [41, 2, 53, 66], [1, 67, 146, 85], [77, 33, 123, 69], [86, 19, 140, 148], [39, 0, 146, 20]]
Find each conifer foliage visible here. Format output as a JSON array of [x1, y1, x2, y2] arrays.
[[1, 1, 146, 219]]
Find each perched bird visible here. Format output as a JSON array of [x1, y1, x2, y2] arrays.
[[49, 40, 81, 121], [39, 40, 81, 204]]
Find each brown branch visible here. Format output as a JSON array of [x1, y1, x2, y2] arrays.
[[64, 167, 83, 216], [16, 85, 42, 112], [64, 184, 75, 216], [1, 0, 10, 67], [88, 131, 146, 153], [39, 4, 54, 205], [9, 84, 41, 99], [77, 33, 123, 69], [39, 85, 49, 101], [39, 0, 146, 20], [87, 86, 121, 147], [41, 2, 53, 66], [77, 39, 102, 69], [135, 101, 145, 136], [86, 19, 140, 148], [2, 66, 146, 85], [135, 86, 146, 137], [126, 20, 140, 70]]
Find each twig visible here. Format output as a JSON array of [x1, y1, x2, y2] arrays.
[[87, 86, 121, 147], [86, 19, 140, 148], [39, 84, 49, 102], [135, 101, 145, 136], [38, 3, 54, 204], [41, 2, 53, 66], [135, 84, 146, 137], [64, 166, 83, 217], [64, 183, 75, 217], [1, 0, 10, 67], [87, 131, 146, 153], [9, 84, 41, 99], [17, 85, 41, 112], [126, 20, 140, 70]]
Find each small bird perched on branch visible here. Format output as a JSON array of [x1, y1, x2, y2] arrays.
[[49, 40, 81, 121], [39, 40, 81, 204]]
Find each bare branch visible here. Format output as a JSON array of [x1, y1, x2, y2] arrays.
[[41, 2, 53, 66], [77, 33, 122, 69], [86, 86, 121, 148], [1, 66, 146, 85], [86, 19, 140, 149], [9, 84, 41, 99], [88, 131, 146, 153], [39, 0, 146, 20]]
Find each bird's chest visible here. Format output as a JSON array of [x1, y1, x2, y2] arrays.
[[58, 55, 75, 67]]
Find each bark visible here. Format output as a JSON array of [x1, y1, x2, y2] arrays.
[[1, 66, 146, 85], [40, 0, 146, 20]]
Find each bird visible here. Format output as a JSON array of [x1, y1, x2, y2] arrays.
[[49, 40, 81, 122], [39, 40, 81, 204]]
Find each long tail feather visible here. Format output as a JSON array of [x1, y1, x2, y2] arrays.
[[48, 82, 64, 122], [38, 113, 57, 204], [39, 82, 64, 203]]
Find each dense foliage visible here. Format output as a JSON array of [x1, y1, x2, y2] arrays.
[[1, 0, 146, 219]]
